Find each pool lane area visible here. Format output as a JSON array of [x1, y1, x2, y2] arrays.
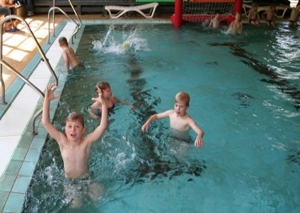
[[5, 14, 298, 212], [0, 18, 171, 212]]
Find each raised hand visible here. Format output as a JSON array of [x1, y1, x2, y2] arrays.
[[45, 83, 60, 101], [92, 86, 106, 106]]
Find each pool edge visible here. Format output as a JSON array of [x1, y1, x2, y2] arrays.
[[0, 21, 83, 213]]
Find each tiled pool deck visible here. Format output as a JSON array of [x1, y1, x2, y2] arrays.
[[0, 17, 170, 212]]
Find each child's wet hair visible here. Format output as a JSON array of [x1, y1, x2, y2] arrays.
[[175, 92, 190, 106], [95, 81, 110, 93], [66, 111, 84, 127], [58, 37, 68, 45]]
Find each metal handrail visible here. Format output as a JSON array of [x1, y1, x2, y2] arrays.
[[47, 0, 82, 44], [0, 15, 58, 134]]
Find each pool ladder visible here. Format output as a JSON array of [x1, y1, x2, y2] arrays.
[[0, 15, 58, 135], [0, 0, 82, 135], [47, 0, 82, 44]]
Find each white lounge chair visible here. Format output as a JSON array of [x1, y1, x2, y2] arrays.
[[242, 3, 290, 18], [105, 2, 159, 19]]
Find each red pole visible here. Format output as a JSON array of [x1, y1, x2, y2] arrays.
[[226, 0, 243, 23], [234, 0, 243, 15], [171, 0, 182, 28]]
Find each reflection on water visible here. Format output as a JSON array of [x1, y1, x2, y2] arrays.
[[210, 41, 300, 111]]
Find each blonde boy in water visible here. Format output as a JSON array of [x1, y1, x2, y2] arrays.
[[141, 92, 204, 148], [208, 12, 220, 29], [42, 83, 108, 208], [226, 12, 243, 35], [58, 37, 84, 72]]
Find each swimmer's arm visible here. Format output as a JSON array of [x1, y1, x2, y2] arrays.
[[42, 83, 65, 143], [141, 110, 172, 132], [188, 119, 204, 148], [86, 92, 108, 143], [88, 107, 99, 119], [248, 11, 252, 20], [113, 96, 134, 108], [256, 12, 260, 22], [88, 101, 100, 119], [238, 24, 243, 35]]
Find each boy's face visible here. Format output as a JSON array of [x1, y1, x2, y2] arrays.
[[102, 87, 112, 97], [174, 101, 189, 116], [65, 120, 85, 142]]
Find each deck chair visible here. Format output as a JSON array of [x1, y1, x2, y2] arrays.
[[105, 2, 159, 19], [243, 3, 290, 18]]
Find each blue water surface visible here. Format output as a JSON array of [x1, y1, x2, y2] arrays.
[[24, 23, 300, 213]]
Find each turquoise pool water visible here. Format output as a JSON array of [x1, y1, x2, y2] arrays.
[[24, 23, 300, 212]]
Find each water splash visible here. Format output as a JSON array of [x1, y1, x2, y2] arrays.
[[92, 25, 149, 55]]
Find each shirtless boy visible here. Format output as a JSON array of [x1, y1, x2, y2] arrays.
[[227, 12, 243, 35], [58, 37, 84, 72], [263, 4, 276, 26], [42, 83, 108, 208], [248, 3, 260, 25], [208, 13, 220, 29], [141, 92, 204, 148], [289, 3, 300, 27], [89, 81, 133, 118]]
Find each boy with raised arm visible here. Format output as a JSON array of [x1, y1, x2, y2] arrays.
[[227, 12, 243, 35], [141, 92, 204, 148], [42, 83, 108, 208], [58, 37, 84, 72]]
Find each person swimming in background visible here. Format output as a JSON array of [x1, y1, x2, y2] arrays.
[[208, 12, 220, 29], [141, 91, 204, 148], [58, 36, 85, 72], [89, 81, 133, 118], [226, 12, 243, 35]]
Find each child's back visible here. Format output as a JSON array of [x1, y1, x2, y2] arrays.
[[59, 37, 82, 72]]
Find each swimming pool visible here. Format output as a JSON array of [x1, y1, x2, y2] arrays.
[[23, 23, 300, 212]]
